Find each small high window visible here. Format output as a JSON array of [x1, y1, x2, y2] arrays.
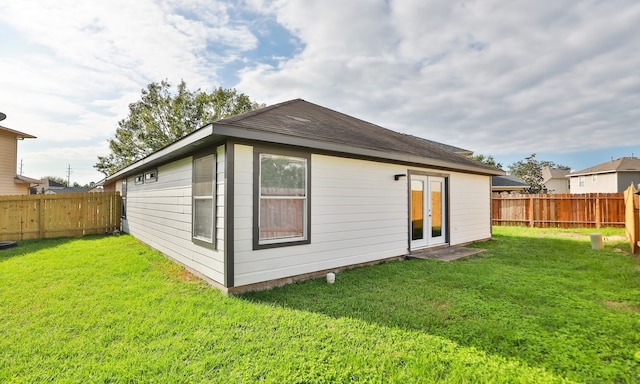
[[145, 170, 157, 183]]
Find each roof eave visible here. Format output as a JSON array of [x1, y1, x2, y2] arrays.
[[214, 123, 504, 176], [0, 125, 36, 139], [105, 124, 217, 183]]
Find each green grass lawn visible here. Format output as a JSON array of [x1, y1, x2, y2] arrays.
[[0, 227, 638, 383]]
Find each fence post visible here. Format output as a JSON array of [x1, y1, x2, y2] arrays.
[[38, 194, 46, 239], [528, 195, 534, 227], [595, 196, 601, 228]]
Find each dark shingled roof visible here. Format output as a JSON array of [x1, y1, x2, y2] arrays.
[[217, 99, 498, 173], [569, 157, 640, 176], [492, 175, 528, 188]]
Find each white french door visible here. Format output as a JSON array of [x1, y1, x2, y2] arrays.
[[410, 175, 446, 250]]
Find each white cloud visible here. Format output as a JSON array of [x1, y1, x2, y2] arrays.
[[0, 0, 258, 184], [2, 0, 640, 185], [239, 0, 640, 157]]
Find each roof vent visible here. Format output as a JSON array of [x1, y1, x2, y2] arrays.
[[286, 115, 310, 123]]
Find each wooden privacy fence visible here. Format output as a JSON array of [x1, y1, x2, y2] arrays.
[[492, 193, 625, 228], [0, 192, 121, 241]]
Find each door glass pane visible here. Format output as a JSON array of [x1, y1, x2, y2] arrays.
[[411, 180, 424, 240], [431, 180, 442, 238]]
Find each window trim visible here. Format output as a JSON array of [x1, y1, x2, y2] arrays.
[[145, 169, 158, 183], [253, 147, 311, 250], [192, 153, 216, 248], [579, 176, 585, 187]]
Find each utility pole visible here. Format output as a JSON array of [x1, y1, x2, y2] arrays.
[[66, 164, 72, 186], [19, 159, 23, 175]]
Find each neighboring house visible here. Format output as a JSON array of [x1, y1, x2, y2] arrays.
[[541, 166, 570, 193], [568, 157, 640, 193], [37, 178, 67, 194], [0, 124, 38, 195], [491, 175, 528, 194], [103, 99, 504, 294], [44, 186, 92, 194]]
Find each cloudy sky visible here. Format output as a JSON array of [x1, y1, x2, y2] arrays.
[[1, 0, 639, 185]]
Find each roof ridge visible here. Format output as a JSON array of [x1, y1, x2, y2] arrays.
[[216, 98, 304, 124]]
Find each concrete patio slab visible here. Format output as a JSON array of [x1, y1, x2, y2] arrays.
[[408, 246, 485, 261]]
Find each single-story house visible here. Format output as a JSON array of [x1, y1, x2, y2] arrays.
[[103, 99, 504, 294], [491, 175, 527, 194], [568, 157, 640, 193]]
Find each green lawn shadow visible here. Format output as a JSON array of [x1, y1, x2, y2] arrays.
[[241, 232, 640, 383]]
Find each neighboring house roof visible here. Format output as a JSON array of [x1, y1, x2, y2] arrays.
[[14, 175, 41, 184], [0, 124, 36, 139], [492, 175, 528, 190], [45, 187, 92, 194], [47, 179, 66, 188], [106, 99, 504, 182], [541, 166, 570, 183], [568, 157, 640, 177]]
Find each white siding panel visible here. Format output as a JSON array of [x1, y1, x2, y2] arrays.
[[233, 150, 409, 287], [449, 172, 492, 245], [124, 147, 226, 285]]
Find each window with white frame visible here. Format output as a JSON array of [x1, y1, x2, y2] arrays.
[[256, 152, 310, 247], [192, 154, 215, 244], [579, 176, 585, 187], [592, 175, 597, 182]]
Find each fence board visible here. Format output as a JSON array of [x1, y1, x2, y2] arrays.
[[0, 192, 121, 241], [492, 193, 625, 228]]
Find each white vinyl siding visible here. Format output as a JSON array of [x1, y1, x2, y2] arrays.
[[0, 130, 30, 196], [123, 145, 226, 285], [233, 145, 494, 287], [234, 147, 406, 286], [448, 172, 492, 245], [570, 173, 618, 193]]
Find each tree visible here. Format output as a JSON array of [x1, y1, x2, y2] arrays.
[[470, 154, 503, 169], [95, 80, 264, 176], [508, 153, 570, 193]]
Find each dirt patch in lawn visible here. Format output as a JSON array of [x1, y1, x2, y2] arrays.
[[604, 300, 640, 313]]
